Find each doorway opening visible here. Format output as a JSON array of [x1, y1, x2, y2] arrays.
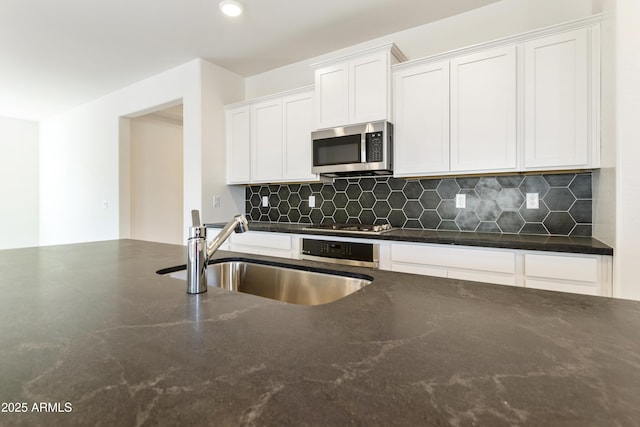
[[124, 104, 184, 245]]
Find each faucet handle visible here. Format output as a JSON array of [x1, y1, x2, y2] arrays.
[[191, 210, 201, 227]]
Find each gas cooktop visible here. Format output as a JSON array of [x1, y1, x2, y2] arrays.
[[303, 223, 393, 235]]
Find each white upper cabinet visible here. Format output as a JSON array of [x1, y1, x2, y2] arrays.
[[226, 105, 251, 184], [523, 28, 592, 170], [282, 91, 316, 181], [313, 44, 405, 129], [393, 60, 450, 176], [391, 17, 600, 178], [251, 98, 283, 182], [450, 46, 517, 172], [225, 87, 317, 185]]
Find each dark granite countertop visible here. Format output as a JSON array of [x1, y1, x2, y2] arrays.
[[1, 239, 637, 426], [206, 221, 614, 256]]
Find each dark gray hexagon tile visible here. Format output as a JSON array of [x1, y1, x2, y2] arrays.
[[346, 200, 362, 217], [456, 177, 480, 189], [358, 191, 375, 209], [359, 177, 376, 192], [419, 210, 441, 230], [346, 184, 361, 200], [456, 211, 480, 231], [519, 175, 550, 196], [333, 192, 348, 209], [373, 181, 391, 199], [333, 179, 348, 192], [437, 200, 458, 220], [520, 223, 549, 235], [543, 212, 576, 235], [373, 201, 391, 218], [571, 224, 592, 236], [310, 183, 323, 192], [404, 220, 423, 229], [437, 179, 460, 199], [333, 209, 348, 223], [420, 178, 440, 190], [569, 200, 592, 223], [250, 193, 262, 208], [268, 194, 280, 207], [245, 187, 252, 199], [321, 200, 335, 216], [497, 212, 524, 233], [288, 184, 301, 193], [496, 188, 525, 211], [403, 181, 423, 199], [476, 200, 501, 221], [321, 185, 336, 200], [268, 184, 280, 194], [569, 174, 592, 198], [250, 207, 261, 221], [543, 173, 574, 187], [496, 175, 524, 188], [388, 191, 407, 210], [359, 209, 376, 224], [544, 188, 575, 211], [299, 215, 311, 224], [289, 193, 301, 208], [438, 220, 459, 231], [388, 177, 406, 191], [299, 201, 312, 216], [288, 208, 301, 223], [268, 209, 279, 222], [388, 210, 407, 227], [420, 190, 441, 209], [519, 200, 549, 222], [404, 200, 423, 219], [278, 186, 290, 200], [476, 222, 501, 233], [309, 209, 324, 224], [259, 186, 269, 197], [299, 185, 312, 200], [278, 200, 290, 215], [475, 177, 502, 200]]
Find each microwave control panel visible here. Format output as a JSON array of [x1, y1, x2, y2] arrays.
[[365, 131, 384, 162]]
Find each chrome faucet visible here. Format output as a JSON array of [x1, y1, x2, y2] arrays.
[[186, 210, 249, 294]]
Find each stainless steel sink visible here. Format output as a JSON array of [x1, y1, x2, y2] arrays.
[[157, 258, 373, 306]]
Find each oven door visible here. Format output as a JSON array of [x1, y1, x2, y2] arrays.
[[312, 133, 364, 174]]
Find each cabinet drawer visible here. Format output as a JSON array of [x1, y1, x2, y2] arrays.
[[229, 231, 292, 250], [392, 243, 515, 274], [524, 253, 597, 282]]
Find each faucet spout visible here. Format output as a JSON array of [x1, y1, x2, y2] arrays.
[[206, 214, 249, 259], [186, 213, 249, 294]]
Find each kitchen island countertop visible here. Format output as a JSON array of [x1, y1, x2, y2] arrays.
[[0, 239, 637, 426]]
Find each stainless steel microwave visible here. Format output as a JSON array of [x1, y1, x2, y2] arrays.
[[311, 120, 393, 177]]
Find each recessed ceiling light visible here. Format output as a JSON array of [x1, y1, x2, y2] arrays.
[[219, 0, 243, 17]]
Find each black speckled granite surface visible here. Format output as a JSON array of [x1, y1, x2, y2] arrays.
[[0, 239, 636, 426], [206, 221, 614, 256]]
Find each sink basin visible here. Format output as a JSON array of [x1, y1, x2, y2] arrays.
[[157, 258, 373, 306]]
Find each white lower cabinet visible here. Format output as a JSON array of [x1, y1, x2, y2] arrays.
[[390, 243, 518, 286], [228, 231, 296, 259], [523, 252, 611, 296], [389, 242, 612, 297]]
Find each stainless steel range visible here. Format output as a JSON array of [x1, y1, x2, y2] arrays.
[[303, 223, 393, 235]]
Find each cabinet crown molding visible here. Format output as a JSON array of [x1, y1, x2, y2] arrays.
[[224, 85, 313, 110], [393, 14, 602, 71], [309, 42, 407, 69]]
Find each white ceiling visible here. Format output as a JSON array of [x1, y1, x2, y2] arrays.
[[1, 0, 499, 121]]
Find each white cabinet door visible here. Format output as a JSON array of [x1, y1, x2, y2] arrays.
[[251, 99, 283, 182], [315, 63, 349, 129], [393, 61, 450, 176], [282, 91, 316, 182], [350, 51, 389, 124], [226, 106, 251, 184], [524, 29, 590, 169], [450, 46, 517, 172]]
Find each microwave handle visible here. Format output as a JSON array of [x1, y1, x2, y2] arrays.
[[360, 133, 367, 163]]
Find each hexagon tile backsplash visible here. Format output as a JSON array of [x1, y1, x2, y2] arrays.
[[245, 172, 593, 236]]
